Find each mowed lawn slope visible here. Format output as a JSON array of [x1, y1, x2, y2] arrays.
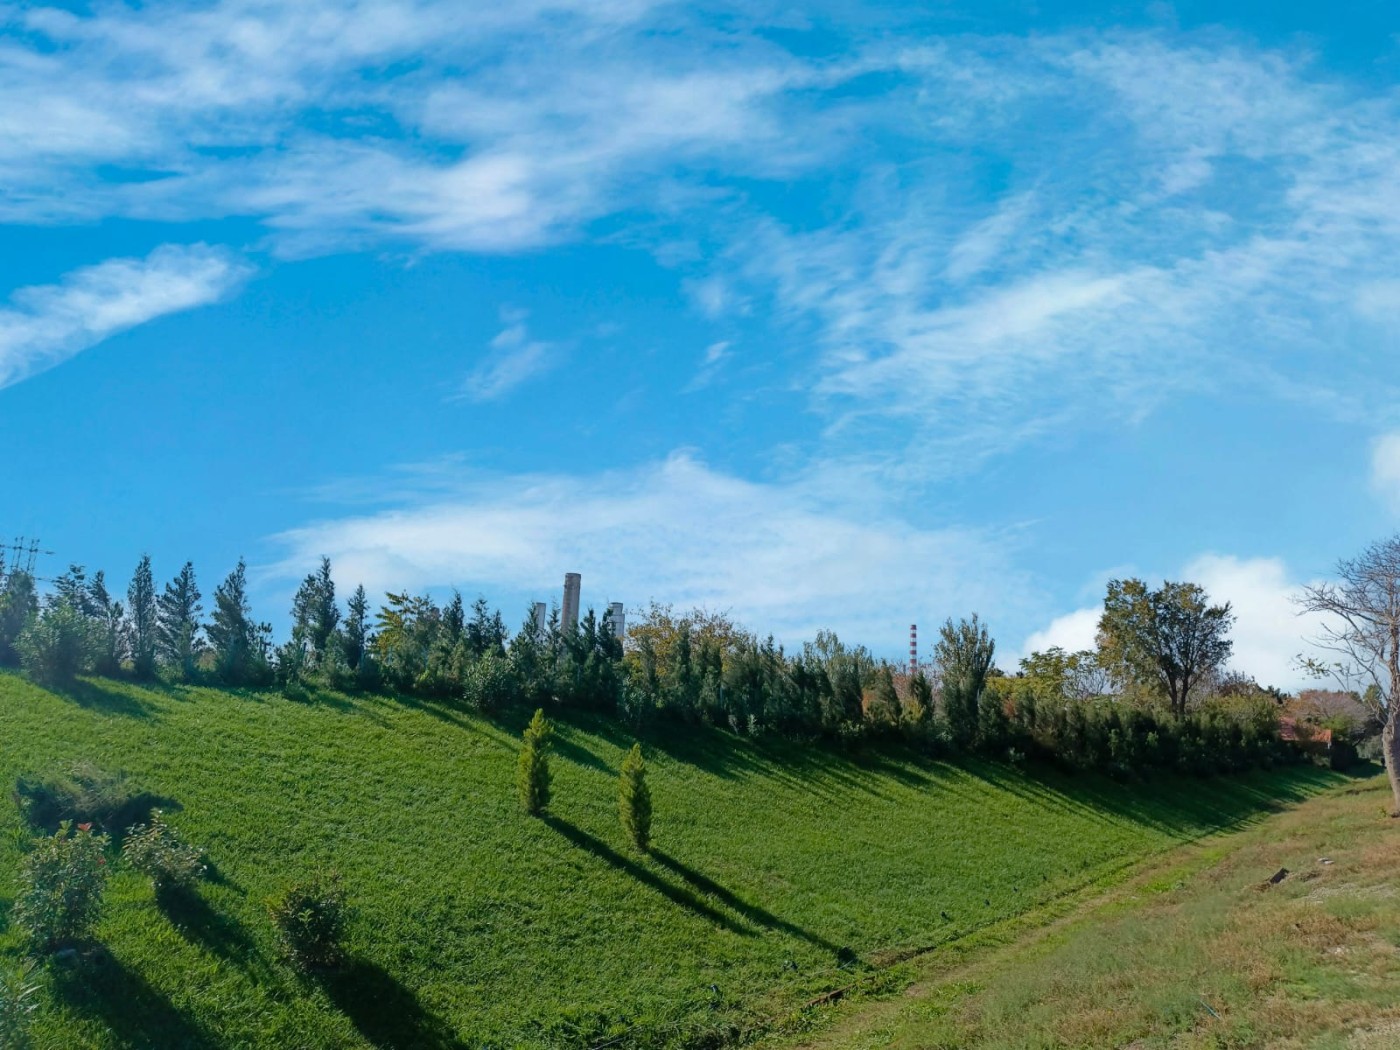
[[777, 773, 1398, 1050], [0, 672, 1339, 1049]]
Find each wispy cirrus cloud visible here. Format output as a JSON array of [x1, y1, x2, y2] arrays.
[[6, 6, 1400, 478], [457, 311, 558, 402], [0, 244, 251, 390]]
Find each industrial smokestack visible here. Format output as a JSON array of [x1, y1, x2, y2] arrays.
[[608, 602, 625, 644], [562, 573, 581, 633], [909, 623, 918, 678], [533, 602, 547, 635]]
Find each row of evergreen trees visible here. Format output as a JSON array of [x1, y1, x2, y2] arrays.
[[0, 553, 1287, 777]]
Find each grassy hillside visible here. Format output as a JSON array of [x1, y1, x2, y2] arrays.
[[773, 772, 1397, 1050], [0, 672, 1339, 1049]]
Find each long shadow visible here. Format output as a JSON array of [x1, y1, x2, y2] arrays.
[[158, 887, 272, 980], [543, 816, 757, 936], [60, 678, 158, 719], [551, 732, 615, 774], [650, 850, 842, 955], [51, 945, 217, 1049], [321, 958, 463, 1049]]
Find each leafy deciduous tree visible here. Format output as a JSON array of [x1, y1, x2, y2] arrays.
[[1098, 579, 1234, 721]]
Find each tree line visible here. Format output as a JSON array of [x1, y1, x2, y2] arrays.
[[0, 548, 1306, 777]]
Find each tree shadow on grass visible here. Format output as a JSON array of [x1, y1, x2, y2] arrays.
[[650, 849, 843, 956], [543, 816, 758, 937], [158, 887, 273, 981], [320, 959, 463, 1049], [51, 945, 217, 1050], [59, 678, 159, 719], [963, 759, 1344, 840]]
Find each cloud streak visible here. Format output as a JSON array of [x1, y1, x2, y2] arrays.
[[271, 452, 1037, 647], [0, 244, 252, 390]]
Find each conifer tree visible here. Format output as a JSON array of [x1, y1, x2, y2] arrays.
[[866, 665, 901, 730], [127, 556, 158, 680], [88, 571, 127, 677], [905, 669, 934, 731], [290, 557, 338, 663], [617, 742, 652, 852], [516, 708, 553, 816], [208, 560, 260, 685], [157, 562, 203, 680], [340, 584, 369, 671]]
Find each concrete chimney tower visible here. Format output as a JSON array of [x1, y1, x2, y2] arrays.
[[562, 573, 581, 633], [533, 602, 548, 635], [607, 602, 626, 644]]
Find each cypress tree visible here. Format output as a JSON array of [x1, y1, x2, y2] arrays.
[[516, 708, 553, 816], [617, 743, 652, 852], [127, 556, 158, 680]]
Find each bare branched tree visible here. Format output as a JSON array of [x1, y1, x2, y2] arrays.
[[1297, 535, 1400, 816]]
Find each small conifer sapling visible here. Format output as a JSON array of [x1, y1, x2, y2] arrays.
[[618, 743, 652, 852], [517, 708, 553, 815]]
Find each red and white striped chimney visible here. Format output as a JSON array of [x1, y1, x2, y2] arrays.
[[909, 623, 918, 677]]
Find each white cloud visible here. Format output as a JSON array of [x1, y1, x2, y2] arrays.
[[1021, 606, 1100, 658], [270, 452, 1035, 647], [457, 313, 557, 402], [0, 244, 251, 390], [1183, 554, 1327, 690], [1371, 432, 1400, 512]]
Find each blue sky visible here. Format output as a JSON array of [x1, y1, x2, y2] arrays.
[[2, 0, 1399, 686]]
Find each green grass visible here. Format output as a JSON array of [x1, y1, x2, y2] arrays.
[[774, 772, 1397, 1050], [0, 671, 1340, 1049]]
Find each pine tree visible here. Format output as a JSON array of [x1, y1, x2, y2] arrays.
[[88, 571, 127, 677], [208, 560, 259, 685], [340, 585, 369, 671], [617, 742, 652, 852], [516, 708, 553, 816], [157, 562, 203, 680], [127, 556, 158, 680], [290, 557, 338, 664]]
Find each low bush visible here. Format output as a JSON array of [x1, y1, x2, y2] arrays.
[[17, 602, 97, 686], [13, 821, 110, 953], [123, 810, 207, 893], [14, 762, 152, 835], [268, 872, 348, 973]]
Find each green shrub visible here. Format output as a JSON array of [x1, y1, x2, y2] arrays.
[[17, 602, 96, 686], [0, 958, 40, 1050], [123, 810, 207, 892], [14, 762, 151, 835], [618, 743, 652, 852], [463, 651, 517, 713], [13, 821, 110, 953], [268, 872, 348, 972], [517, 708, 553, 816]]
